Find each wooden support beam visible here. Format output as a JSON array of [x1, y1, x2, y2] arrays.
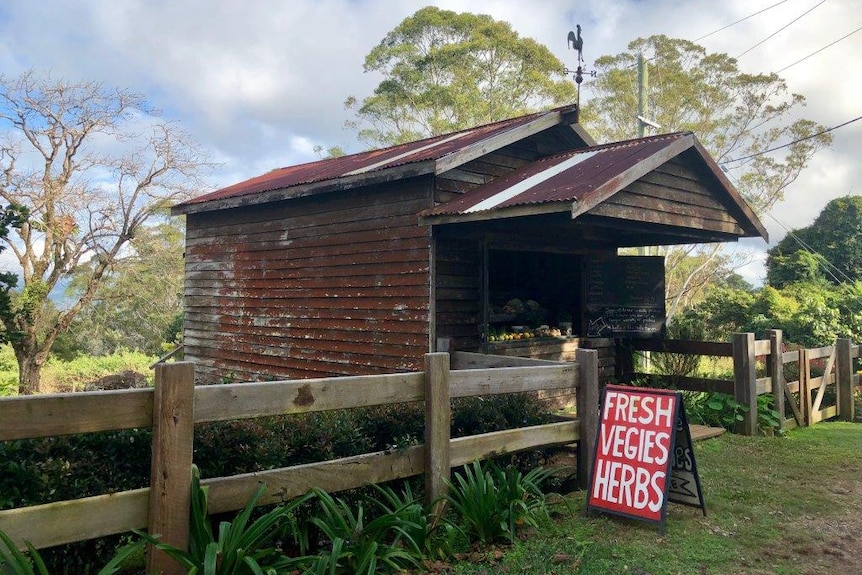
[[769, 330, 785, 431], [837, 338, 854, 421], [800, 348, 811, 427]]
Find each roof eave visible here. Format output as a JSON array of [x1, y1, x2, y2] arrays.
[[419, 202, 573, 225], [571, 133, 697, 219], [691, 139, 769, 242]]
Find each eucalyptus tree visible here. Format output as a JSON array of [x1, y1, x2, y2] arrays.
[[582, 35, 832, 317], [345, 6, 576, 146], [0, 71, 211, 394]]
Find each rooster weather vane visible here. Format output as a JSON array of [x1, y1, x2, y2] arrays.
[[566, 24, 595, 107]]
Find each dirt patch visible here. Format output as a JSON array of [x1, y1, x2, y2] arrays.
[[83, 370, 149, 391], [780, 477, 862, 575]]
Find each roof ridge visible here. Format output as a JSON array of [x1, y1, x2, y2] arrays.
[[268, 104, 578, 174]]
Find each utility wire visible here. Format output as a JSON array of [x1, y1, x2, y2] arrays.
[[776, 24, 862, 73], [765, 212, 848, 284], [623, 0, 794, 69], [735, 0, 827, 59], [723, 114, 862, 165], [726, 170, 856, 291], [693, 0, 792, 42]]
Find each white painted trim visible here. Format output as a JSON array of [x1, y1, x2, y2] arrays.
[[464, 151, 599, 213]]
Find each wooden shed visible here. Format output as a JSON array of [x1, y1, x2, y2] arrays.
[[173, 104, 767, 383]]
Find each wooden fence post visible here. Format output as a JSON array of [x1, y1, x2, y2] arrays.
[[424, 352, 451, 513], [836, 338, 854, 421], [799, 348, 811, 426], [147, 362, 195, 575], [576, 348, 599, 490], [769, 330, 785, 431], [733, 333, 757, 436]]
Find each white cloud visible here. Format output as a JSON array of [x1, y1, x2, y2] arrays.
[[1, 0, 859, 288]]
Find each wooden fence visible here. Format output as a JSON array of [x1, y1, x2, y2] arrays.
[[0, 350, 599, 575], [621, 330, 859, 434]]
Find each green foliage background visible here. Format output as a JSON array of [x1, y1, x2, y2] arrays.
[[0, 346, 156, 396]]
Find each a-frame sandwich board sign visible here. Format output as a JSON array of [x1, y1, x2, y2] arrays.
[[586, 384, 706, 532]]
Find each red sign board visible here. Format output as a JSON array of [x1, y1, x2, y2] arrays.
[[586, 385, 704, 529]]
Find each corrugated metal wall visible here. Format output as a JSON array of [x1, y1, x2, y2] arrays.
[[183, 178, 433, 383]]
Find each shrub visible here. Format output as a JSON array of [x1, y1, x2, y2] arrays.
[[0, 346, 158, 396], [683, 391, 783, 435], [0, 392, 558, 572]]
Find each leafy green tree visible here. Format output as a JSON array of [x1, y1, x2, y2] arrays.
[[582, 35, 831, 319], [0, 204, 27, 343], [66, 218, 185, 356], [766, 249, 823, 289], [0, 71, 210, 394], [345, 6, 576, 146], [673, 286, 755, 342], [674, 281, 862, 348], [766, 195, 862, 288], [583, 35, 829, 213]]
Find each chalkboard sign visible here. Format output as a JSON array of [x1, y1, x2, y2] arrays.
[[586, 385, 706, 532], [586, 256, 665, 338], [668, 406, 706, 511]]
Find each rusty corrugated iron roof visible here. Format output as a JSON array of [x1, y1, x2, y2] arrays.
[[177, 105, 577, 210], [422, 132, 691, 218], [420, 130, 768, 240]]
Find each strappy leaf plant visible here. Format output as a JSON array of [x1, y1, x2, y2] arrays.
[[0, 530, 142, 575], [443, 460, 551, 545], [138, 464, 312, 575], [298, 487, 424, 575]]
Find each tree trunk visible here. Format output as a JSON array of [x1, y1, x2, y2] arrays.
[[16, 354, 43, 395], [13, 336, 50, 395]]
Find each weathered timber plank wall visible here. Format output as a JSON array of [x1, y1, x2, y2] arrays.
[[183, 178, 433, 383], [432, 146, 540, 353], [434, 236, 481, 352], [588, 156, 746, 235]]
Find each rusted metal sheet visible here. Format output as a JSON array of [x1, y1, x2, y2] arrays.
[[422, 133, 689, 217], [420, 132, 767, 241], [177, 106, 575, 210]]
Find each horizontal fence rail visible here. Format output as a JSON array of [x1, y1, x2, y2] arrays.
[[0, 350, 598, 575], [620, 331, 857, 434], [2, 331, 857, 573]]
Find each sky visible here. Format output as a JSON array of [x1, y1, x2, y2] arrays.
[[0, 0, 860, 286]]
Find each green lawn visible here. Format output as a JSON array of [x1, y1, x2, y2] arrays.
[[448, 422, 862, 575]]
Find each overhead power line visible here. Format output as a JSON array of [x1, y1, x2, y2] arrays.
[[735, 0, 827, 59], [625, 0, 793, 69], [776, 24, 862, 73], [765, 212, 849, 284], [693, 0, 792, 42], [723, 114, 862, 165]]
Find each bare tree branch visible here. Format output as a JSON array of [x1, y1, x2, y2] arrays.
[[0, 70, 214, 393]]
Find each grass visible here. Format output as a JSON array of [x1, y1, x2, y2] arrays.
[[0, 345, 157, 396], [447, 421, 862, 575]]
